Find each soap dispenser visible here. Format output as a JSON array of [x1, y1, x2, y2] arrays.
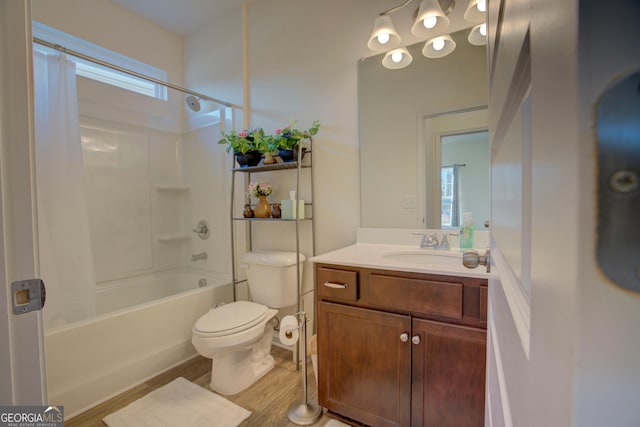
[[459, 212, 474, 250]]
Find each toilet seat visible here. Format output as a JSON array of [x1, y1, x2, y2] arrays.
[[193, 301, 269, 338]]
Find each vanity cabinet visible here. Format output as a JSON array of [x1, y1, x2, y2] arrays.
[[316, 264, 487, 427]]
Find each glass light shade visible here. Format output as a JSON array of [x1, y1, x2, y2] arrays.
[[464, 0, 487, 22], [367, 15, 401, 51], [468, 23, 487, 46], [422, 34, 456, 58], [411, 0, 450, 37], [382, 47, 413, 69]]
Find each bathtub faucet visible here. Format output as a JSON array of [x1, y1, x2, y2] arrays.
[[191, 252, 208, 262]]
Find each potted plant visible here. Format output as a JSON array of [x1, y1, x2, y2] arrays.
[[218, 128, 268, 167], [273, 120, 320, 162], [259, 134, 281, 165]]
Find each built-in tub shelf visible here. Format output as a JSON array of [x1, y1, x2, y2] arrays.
[[154, 184, 190, 192], [155, 232, 191, 242]]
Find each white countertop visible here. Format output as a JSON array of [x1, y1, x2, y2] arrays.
[[309, 243, 490, 279]]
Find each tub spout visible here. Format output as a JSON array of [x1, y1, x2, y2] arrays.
[[191, 252, 208, 262]]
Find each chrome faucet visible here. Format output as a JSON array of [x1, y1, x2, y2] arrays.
[[414, 232, 457, 250], [422, 233, 440, 249], [191, 251, 208, 262]]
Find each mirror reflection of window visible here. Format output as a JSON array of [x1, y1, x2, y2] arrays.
[[440, 130, 489, 229], [441, 166, 456, 227]]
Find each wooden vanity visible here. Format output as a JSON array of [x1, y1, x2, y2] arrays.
[[315, 262, 488, 427]]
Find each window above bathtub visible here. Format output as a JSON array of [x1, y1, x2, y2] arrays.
[[32, 21, 168, 101]]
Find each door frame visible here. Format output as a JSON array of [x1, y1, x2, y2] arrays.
[[0, 0, 48, 405]]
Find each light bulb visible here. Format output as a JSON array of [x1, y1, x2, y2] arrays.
[[391, 51, 403, 63], [480, 23, 487, 36], [377, 32, 390, 45], [432, 38, 445, 51], [477, 0, 487, 12], [423, 15, 437, 29]]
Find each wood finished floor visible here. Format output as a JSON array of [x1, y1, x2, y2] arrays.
[[66, 346, 334, 427]]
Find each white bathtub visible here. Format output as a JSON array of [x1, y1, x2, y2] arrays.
[[45, 269, 234, 418], [95, 269, 222, 315]]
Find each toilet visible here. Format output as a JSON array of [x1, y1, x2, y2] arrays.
[[192, 250, 305, 395]]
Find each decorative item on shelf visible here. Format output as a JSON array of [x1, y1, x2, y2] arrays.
[[248, 182, 276, 218], [263, 151, 278, 165], [254, 197, 271, 218], [243, 204, 255, 218], [273, 120, 320, 163], [219, 127, 272, 168], [278, 145, 308, 163], [281, 190, 305, 219], [271, 203, 281, 218], [235, 150, 262, 168]]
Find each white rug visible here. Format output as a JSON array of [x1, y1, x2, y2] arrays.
[[103, 377, 251, 427]]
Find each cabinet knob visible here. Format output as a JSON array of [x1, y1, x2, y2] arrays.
[[400, 333, 409, 342], [412, 335, 421, 345]]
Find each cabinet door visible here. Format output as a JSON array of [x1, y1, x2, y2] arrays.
[[411, 319, 486, 427], [318, 301, 411, 427]]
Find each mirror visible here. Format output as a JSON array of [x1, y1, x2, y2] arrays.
[[359, 29, 489, 229]]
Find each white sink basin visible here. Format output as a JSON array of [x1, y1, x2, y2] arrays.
[[381, 250, 462, 267]]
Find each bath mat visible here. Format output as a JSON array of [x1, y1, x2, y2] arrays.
[[325, 420, 351, 427], [103, 377, 251, 427]]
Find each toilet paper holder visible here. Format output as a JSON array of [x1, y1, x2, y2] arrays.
[[284, 311, 323, 425]]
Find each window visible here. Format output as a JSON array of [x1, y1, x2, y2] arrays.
[[32, 21, 167, 100]]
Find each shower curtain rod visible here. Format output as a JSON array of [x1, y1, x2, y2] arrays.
[[33, 36, 240, 109]]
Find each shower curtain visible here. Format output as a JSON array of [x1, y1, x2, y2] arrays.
[[33, 51, 96, 328]]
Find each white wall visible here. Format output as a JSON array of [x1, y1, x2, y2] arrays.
[[31, 0, 184, 86], [184, 0, 397, 257]]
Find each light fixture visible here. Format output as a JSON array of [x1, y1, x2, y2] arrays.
[[411, 0, 451, 37], [464, 0, 486, 22], [366, 0, 486, 69], [367, 14, 402, 51], [382, 47, 413, 69], [422, 34, 456, 58], [467, 23, 487, 46]]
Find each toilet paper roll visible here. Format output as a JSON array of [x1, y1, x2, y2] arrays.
[[279, 315, 299, 346]]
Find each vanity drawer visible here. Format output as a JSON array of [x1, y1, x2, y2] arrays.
[[317, 267, 358, 302], [368, 274, 463, 319]]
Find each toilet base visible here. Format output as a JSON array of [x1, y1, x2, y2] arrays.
[[210, 351, 275, 395], [208, 325, 276, 395]]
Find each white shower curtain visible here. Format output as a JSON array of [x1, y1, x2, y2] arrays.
[[33, 51, 96, 328]]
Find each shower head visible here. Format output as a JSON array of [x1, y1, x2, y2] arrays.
[[186, 95, 201, 112]]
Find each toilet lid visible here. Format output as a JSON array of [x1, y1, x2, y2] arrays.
[[193, 301, 268, 336]]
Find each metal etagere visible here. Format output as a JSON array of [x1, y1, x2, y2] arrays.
[[228, 138, 315, 320]]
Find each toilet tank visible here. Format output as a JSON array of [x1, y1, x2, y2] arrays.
[[243, 250, 305, 308]]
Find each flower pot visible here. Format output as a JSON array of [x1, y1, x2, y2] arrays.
[[263, 152, 277, 165], [235, 150, 261, 168], [278, 145, 307, 163], [254, 196, 272, 218]]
